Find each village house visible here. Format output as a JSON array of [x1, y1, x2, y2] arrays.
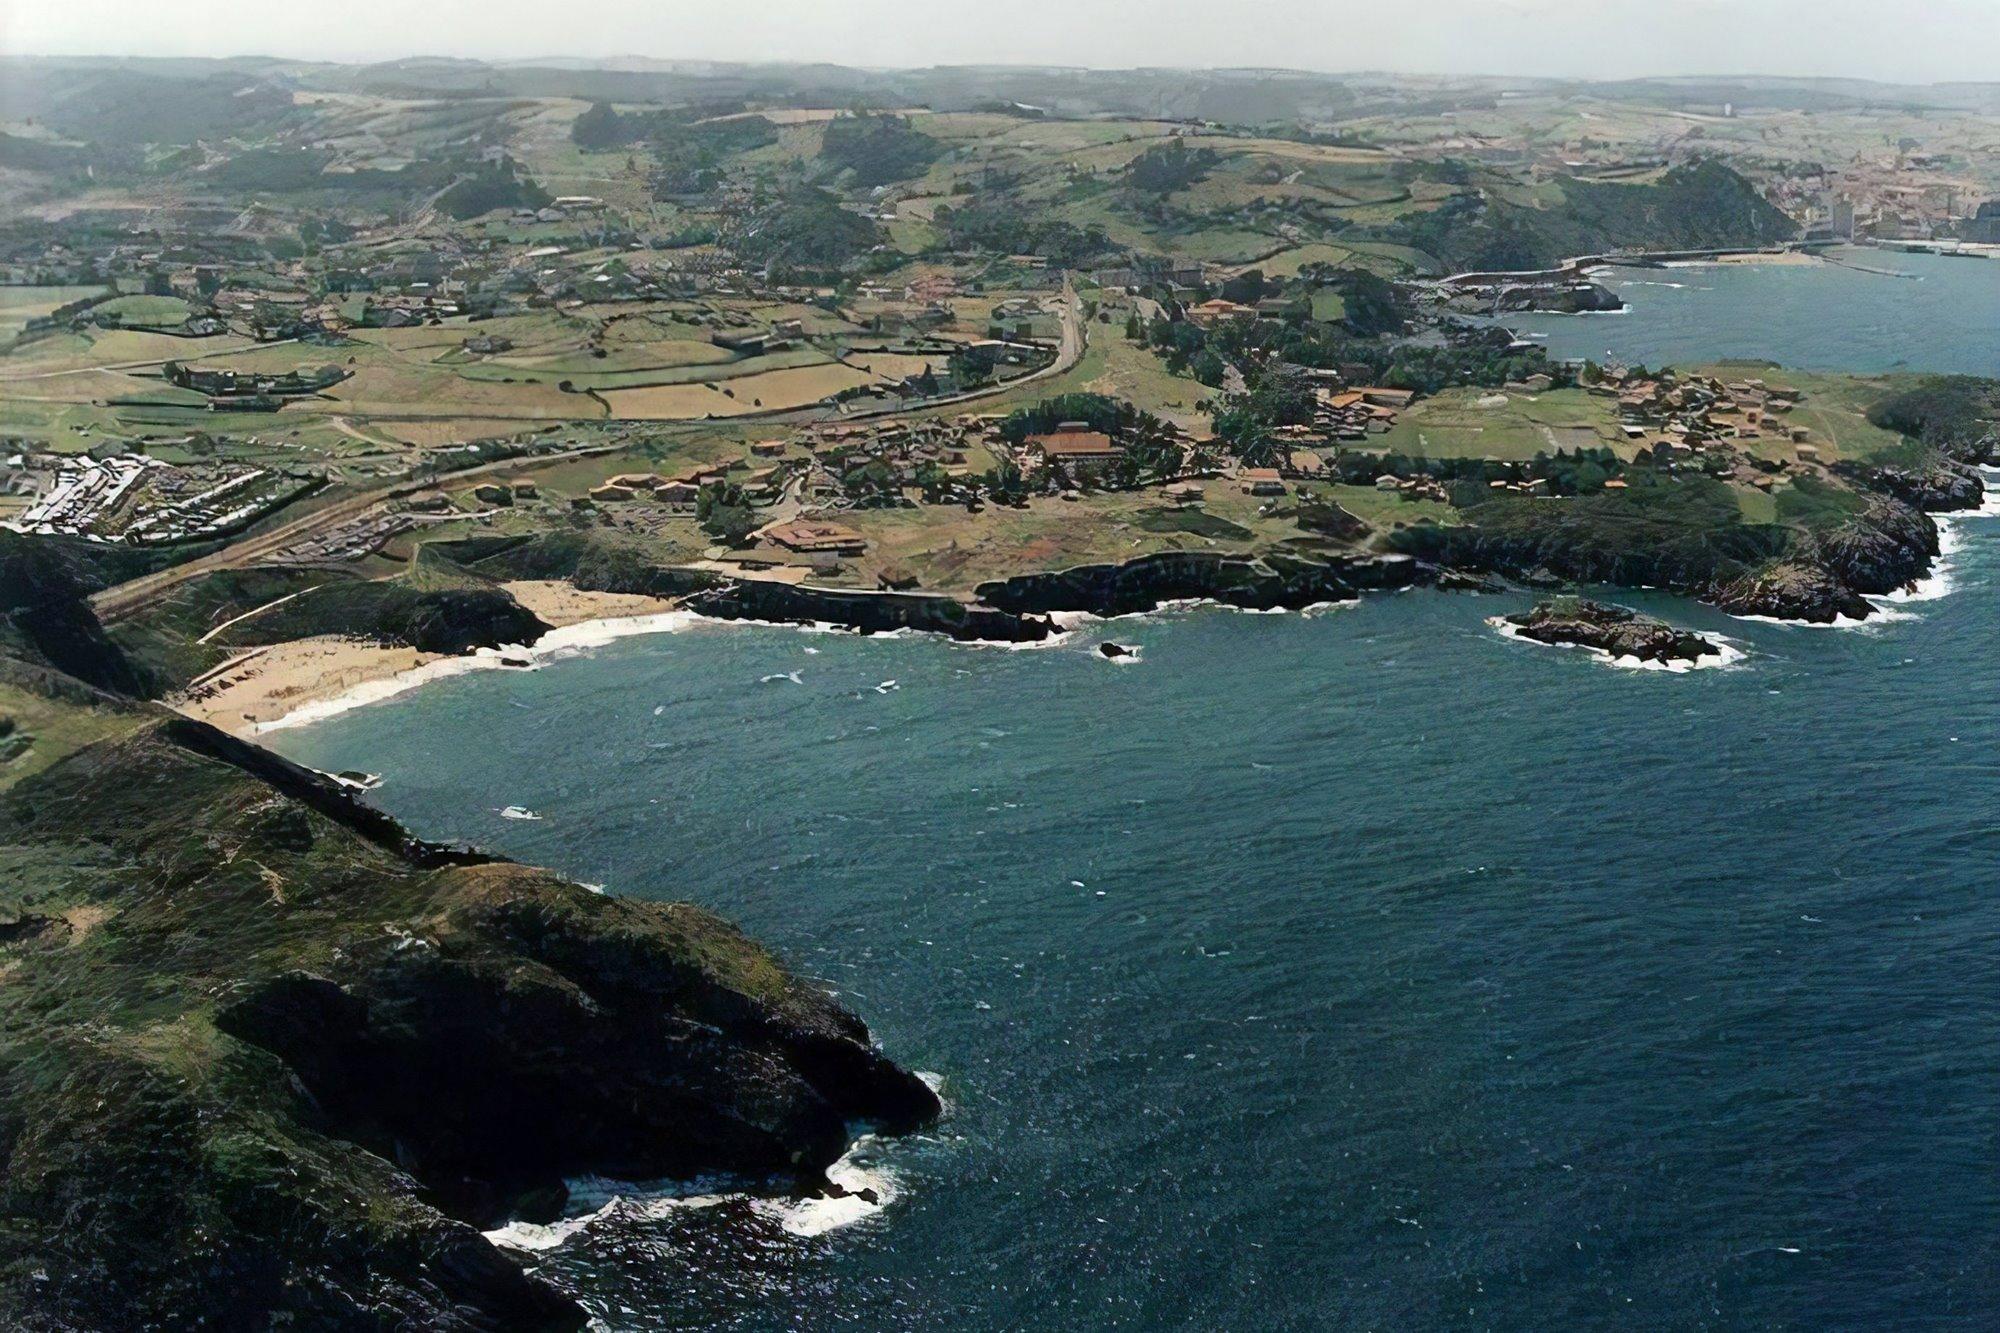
[[764, 519, 867, 555], [1240, 468, 1287, 497], [1025, 422, 1122, 472], [1187, 298, 1257, 329]]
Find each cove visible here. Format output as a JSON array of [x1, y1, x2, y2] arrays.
[[268, 544, 2000, 1329]]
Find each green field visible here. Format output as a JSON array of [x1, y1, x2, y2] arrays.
[[1375, 388, 1622, 460]]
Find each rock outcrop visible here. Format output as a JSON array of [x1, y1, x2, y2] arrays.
[[1834, 457, 1986, 513], [1808, 495, 1938, 597], [976, 550, 1427, 617], [1499, 597, 1725, 665], [1709, 558, 1873, 623]]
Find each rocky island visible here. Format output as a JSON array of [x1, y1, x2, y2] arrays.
[[1495, 596, 1733, 668]]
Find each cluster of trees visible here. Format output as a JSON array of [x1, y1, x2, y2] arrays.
[[1000, 393, 1141, 443], [1326, 446, 1629, 499], [436, 159, 552, 221], [730, 188, 882, 270], [1364, 159, 1796, 273], [572, 102, 781, 196], [996, 394, 1188, 492], [1386, 474, 1791, 594], [180, 147, 549, 220], [1138, 301, 1564, 398], [696, 482, 758, 546], [1125, 139, 1220, 195], [934, 198, 1116, 267], [818, 113, 944, 187]]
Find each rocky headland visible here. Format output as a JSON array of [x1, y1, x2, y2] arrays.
[[0, 538, 941, 1330]]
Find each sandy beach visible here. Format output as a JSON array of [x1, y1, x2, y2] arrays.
[[1672, 250, 1821, 267], [501, 580, 679, 626], [173, 583, 684, 735], [173, 636, 442, 735]]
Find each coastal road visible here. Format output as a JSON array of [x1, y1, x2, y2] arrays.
[[88, 282, 1088, 620], [89, 440, 627, 621]]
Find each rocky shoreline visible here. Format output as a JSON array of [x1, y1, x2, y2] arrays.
[[426, 537, 1444, 647]]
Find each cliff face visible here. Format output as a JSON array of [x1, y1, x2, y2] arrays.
[[1833, 457, 1986, 513], [1808, 495, 1938, 596], [976, 550, 1427, 617], [1709, 558, 1873, 623], [0, 711, 939, 1330]]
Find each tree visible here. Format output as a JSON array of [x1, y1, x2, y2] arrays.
[[1220, 269, 1268, 304], [982, 458, 1030, 505], [696, 483, 758, 546], [571, 102, 626, 150], [1191, 348, 1228, 388], [1124, 310, 1142, 341]]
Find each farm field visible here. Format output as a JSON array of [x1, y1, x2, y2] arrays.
[[0, 285, 108, 337]]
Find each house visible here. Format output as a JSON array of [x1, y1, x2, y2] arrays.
[[589, 482, 638, 503], [1356, 387, 1418, 409], [653, 480, 700, 508], [1164, 481, 1205, 505], [1187, 298, 1257, 329], [764, 520, 867, 555], [606, 472, 667, 492], [751, 439, 789, 457], [1241, 468, 1286, 496], [1026, 422, 1121, 470]]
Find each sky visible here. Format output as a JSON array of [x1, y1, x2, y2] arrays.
[[4, 0, 1999, 85]]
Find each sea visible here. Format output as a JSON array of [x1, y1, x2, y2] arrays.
[[267, 263, 2000, 1329], [1503, 246, 2000, 376]]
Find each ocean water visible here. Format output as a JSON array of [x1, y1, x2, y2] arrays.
[[1501, 246, 2000, 375], [272, 530, 2000, 1328]]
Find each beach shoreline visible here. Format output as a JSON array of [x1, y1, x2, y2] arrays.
[[173, 583, 683, 737]]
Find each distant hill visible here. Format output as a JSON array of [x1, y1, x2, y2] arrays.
[[1372, 160, 1799, 273]]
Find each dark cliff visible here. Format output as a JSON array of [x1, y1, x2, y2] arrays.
[[0, 566, 941, 1330], [976, 549, 1427, 617]]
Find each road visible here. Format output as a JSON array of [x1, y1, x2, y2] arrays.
[[88, 282, 1089, 620], [90, 440, 625, 621]]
